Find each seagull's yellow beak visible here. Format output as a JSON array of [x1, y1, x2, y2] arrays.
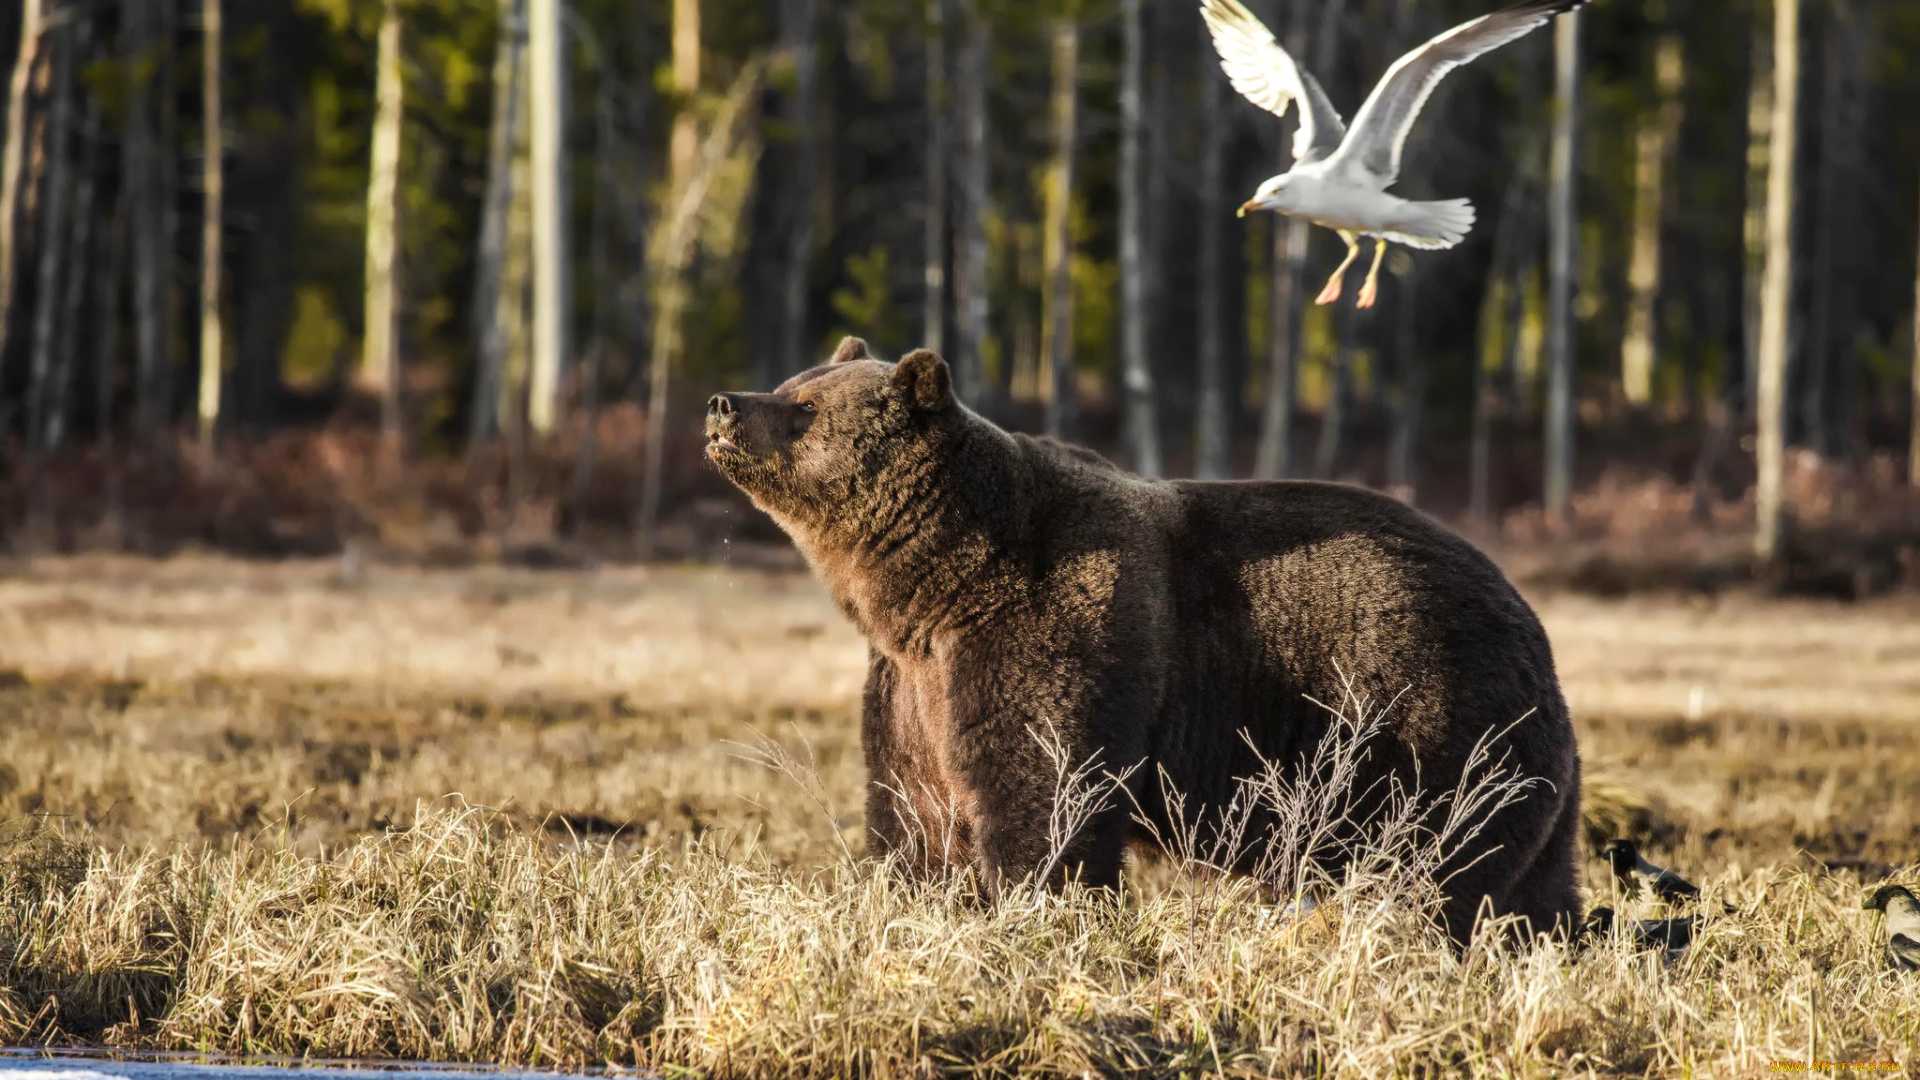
[[1237, 199, 1261, 218]]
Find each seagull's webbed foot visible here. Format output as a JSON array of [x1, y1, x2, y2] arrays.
[[1357, 238, 1390, 309], [1317, 230, 1362, 307], [1314, 273, 1344, 306]]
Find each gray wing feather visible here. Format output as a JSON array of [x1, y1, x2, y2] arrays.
[[1200, 0, 1346, 163], [1332, 0, 1586, 184]]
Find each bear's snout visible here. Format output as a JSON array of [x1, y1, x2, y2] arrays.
[[705, 394, 743, 452]]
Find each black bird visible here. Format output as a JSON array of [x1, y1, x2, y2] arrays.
[[1863, 884, 1920, 971], [1580, 906, 1698, 954], [1600, 839, 1701, 905]]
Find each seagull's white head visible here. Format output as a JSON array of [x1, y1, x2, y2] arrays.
[[1238, 174, 1296, 218]]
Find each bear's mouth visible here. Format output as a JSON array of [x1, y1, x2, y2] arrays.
[[704, 418, 745, 457]]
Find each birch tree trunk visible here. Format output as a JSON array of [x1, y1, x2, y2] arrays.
[[196, 0, 223, 455], [0, 0, 46, 374], [1621, 13, 1682, 410], [1543, 11, 1581, 522], [1194, 36, 1229, 479], [470, 0, 526, 449], [26, 12, 71, 452], [1118, 0, 1161, 476], [1041, 16, 1077, 442], [361, 0, 405, 460], [779, 0, 818, 378], [1755, 0, 1801, 562], [527, 0, 567, 437], [922, 0, 947, 355], [952, 0, 989, 408]]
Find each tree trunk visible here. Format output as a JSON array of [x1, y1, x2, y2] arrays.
[[921, 0, 947, 355], [95, 165, 125, 448], [1803, 0, 1863, 460], [120, 0, 166, 436], [232, 4, 298, 432], [0, 0, 46, 381], [1621, 16, 1682, 410], [1194, 32, 1229, 479], [196, 0, 223, 455], [501, 82, 535, 507], [1312, 302, 1354, 480], [1911, 180, 1920, 488], [1741, 10, 1771, 415], [1041, 17, 1077, 442], [571, 55, 616, 535], [49, 37, 96, 453], [1470, 137, 1536, 524], [1469, 286, 1497, 522], [527, 0, 567, 438], [470, 0, 526, 449], [26, 11, 71, 452], [361, 0, 404, 461], [1118, 0, 1160, 476], [1254, 0, 1344, 480], [1755, 0, 1800, 562], [951, 0, 989, 408], [157, 0, 179, 424], [638, 0, 703, 558], [1388, 273, 1422, 500], [779, 0, 818, 378], [1543, 11, 1581, 522]]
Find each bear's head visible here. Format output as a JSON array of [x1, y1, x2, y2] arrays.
[[704, 337, 959, 532]]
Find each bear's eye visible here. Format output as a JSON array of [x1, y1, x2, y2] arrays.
[[798, 401, 816, 414]]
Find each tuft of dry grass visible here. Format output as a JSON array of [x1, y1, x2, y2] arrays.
[[3, 556, 1919, 1075]]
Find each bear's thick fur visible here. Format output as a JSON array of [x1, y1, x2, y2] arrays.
[[705, 338, 1581, 944]]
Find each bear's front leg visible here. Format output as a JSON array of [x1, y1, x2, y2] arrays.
[[942, 648, 1134, 900], [860, 647, 979, 880]]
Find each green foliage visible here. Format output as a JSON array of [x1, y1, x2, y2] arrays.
[[829, 244, 902, 349]]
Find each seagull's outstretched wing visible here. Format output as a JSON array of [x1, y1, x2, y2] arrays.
[[1199, 0, 1346, 163], [1332, 0, 1587, 184]]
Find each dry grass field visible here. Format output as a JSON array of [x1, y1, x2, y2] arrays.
[[2, 554, 1918, 1075]]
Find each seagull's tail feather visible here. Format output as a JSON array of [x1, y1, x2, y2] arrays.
[[1379, 198, 1476, 251]]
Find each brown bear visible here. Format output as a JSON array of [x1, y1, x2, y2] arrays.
[[705, 337, 1581, 945]]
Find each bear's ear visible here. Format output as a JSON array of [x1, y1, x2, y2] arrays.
[[828, 336, 873, 365], [890, 349, 952, 411]]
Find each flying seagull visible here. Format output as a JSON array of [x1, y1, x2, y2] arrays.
[[1201, 0, 1588, 308], [1600, 839, 1702, 905], [1863, 884, 1920, 971]]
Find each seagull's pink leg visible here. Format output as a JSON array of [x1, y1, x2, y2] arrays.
[[1356, 238, 1390, 309], [1316, 230, 1361, 306]]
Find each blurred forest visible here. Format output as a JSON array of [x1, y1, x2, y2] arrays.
[[1, 0, 1919, 590]]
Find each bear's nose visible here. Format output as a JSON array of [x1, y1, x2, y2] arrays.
[[707, 394, 736, 418]]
